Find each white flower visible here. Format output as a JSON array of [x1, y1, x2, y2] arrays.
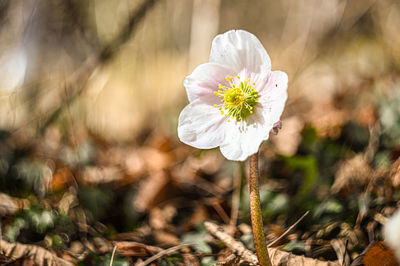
[[384, 209, 400, 262], [178, 30, 288, 161]]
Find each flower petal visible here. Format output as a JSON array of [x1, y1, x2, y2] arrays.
[[184, 63, 234, 102], [209, 30, 271, 74], [178, 95, 226, 149], [258, 71, 288, 125], [219, 112, 271, 161]]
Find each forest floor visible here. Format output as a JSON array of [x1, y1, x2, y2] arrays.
[[1, 84, 400, 265]]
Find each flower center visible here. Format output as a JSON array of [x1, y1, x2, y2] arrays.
[[214, 76, 259, 121]]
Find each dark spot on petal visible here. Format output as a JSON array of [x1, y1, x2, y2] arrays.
[[275, 84, 277, 87]]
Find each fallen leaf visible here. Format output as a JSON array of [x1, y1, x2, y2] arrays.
[[81, 166, 123, 185], [390, 157, 400, 187], [0, 193, 29, 216], [351, 241, 398, 266], [153, 230, 180, 246], [112, 241, 164, 257], [205, 221, 340, 266], [0, 239, 73, 266], [308, 102, 347, 138], [134, 170, 173, 212], [149, 204, 177, 230], [51, 166, 75, 191], [332, 155, 373, 194], [183, 253, 200, 266]]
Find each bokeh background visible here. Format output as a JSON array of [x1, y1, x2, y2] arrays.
[[1, 0, 400, 265], [2, 0, 399, 141]]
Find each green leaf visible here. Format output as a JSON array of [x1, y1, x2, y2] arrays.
[[181, 225, 212, 254]]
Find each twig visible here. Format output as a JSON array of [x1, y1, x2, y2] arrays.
[[137, 244, 190, 266], [215, 255, 236, 266], [204, 221, 340, 266], [109, 245, 117, 266], [13, 0, 160, 135], [100, 0, 158, 61], [268, 210, 310, 247], [215, 253, 240, 266], [204, 221, 259, 265], [364, 122, 380, 163], [207, 198, 230, 225]]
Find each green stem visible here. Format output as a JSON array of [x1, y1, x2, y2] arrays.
[[248, 151, 271, 266]]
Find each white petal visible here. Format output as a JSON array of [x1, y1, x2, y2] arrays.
[[178, 95, 226, 149], [209, 30, 271, 74], [384, 209, 400, 262], [219, 112, 271, 161], [258, 71, 288, 125], [184, 63, 234, 102]]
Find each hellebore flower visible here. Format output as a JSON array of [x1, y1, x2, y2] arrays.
[[384, 209, 400, 262], [178, 30, 288, 161]]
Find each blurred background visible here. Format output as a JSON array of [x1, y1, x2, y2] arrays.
[[1, 0, 400, 265]]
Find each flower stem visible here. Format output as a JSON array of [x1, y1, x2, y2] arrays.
[[248, 151, 271, 266]]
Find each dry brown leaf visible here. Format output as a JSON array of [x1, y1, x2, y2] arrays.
[[0, 193, 29, 216], [182, 253, 200, 266], [390, 157, 400, 187], [67, 241, 87, 260], [112, 241, 164, 257], [308, 102, 347, 138], [0, 239, 73, 266], [269, 248, 340, 266], [125, 150, 147, 178], [170, 158, 197, 184], [330, 239, 351, 266], [355, 105, 376, 127], [125, 147, 172, 178], [351, 241, 399, 266], [153, 230, 180, 246], [0, 193, 19, 216], [332, 154, 373, 194], [149, 205, 177, 230], [58, 190, 78, 214], [183, 204, 209, 230], [139, 147, 172, 173], [93, 237, 109, 254], [51, 166, 75, 191], [134, 170, 173, 212], [80, 166, 123, 185]]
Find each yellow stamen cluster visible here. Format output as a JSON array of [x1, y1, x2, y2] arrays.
[[213, 76, 259, 122]]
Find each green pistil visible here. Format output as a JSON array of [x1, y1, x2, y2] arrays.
[[214, 77, 259, 121]]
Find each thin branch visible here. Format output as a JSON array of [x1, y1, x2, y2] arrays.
[[268, 210, 309, 247], [109, 245, 117, 266], [204, 221, 340, 266], [215, 253, 240, 266], [100, 0, 157, 61], [136, 244, 190, 266], [13, 0, 160, 135], [204, 221, 259, 265]]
